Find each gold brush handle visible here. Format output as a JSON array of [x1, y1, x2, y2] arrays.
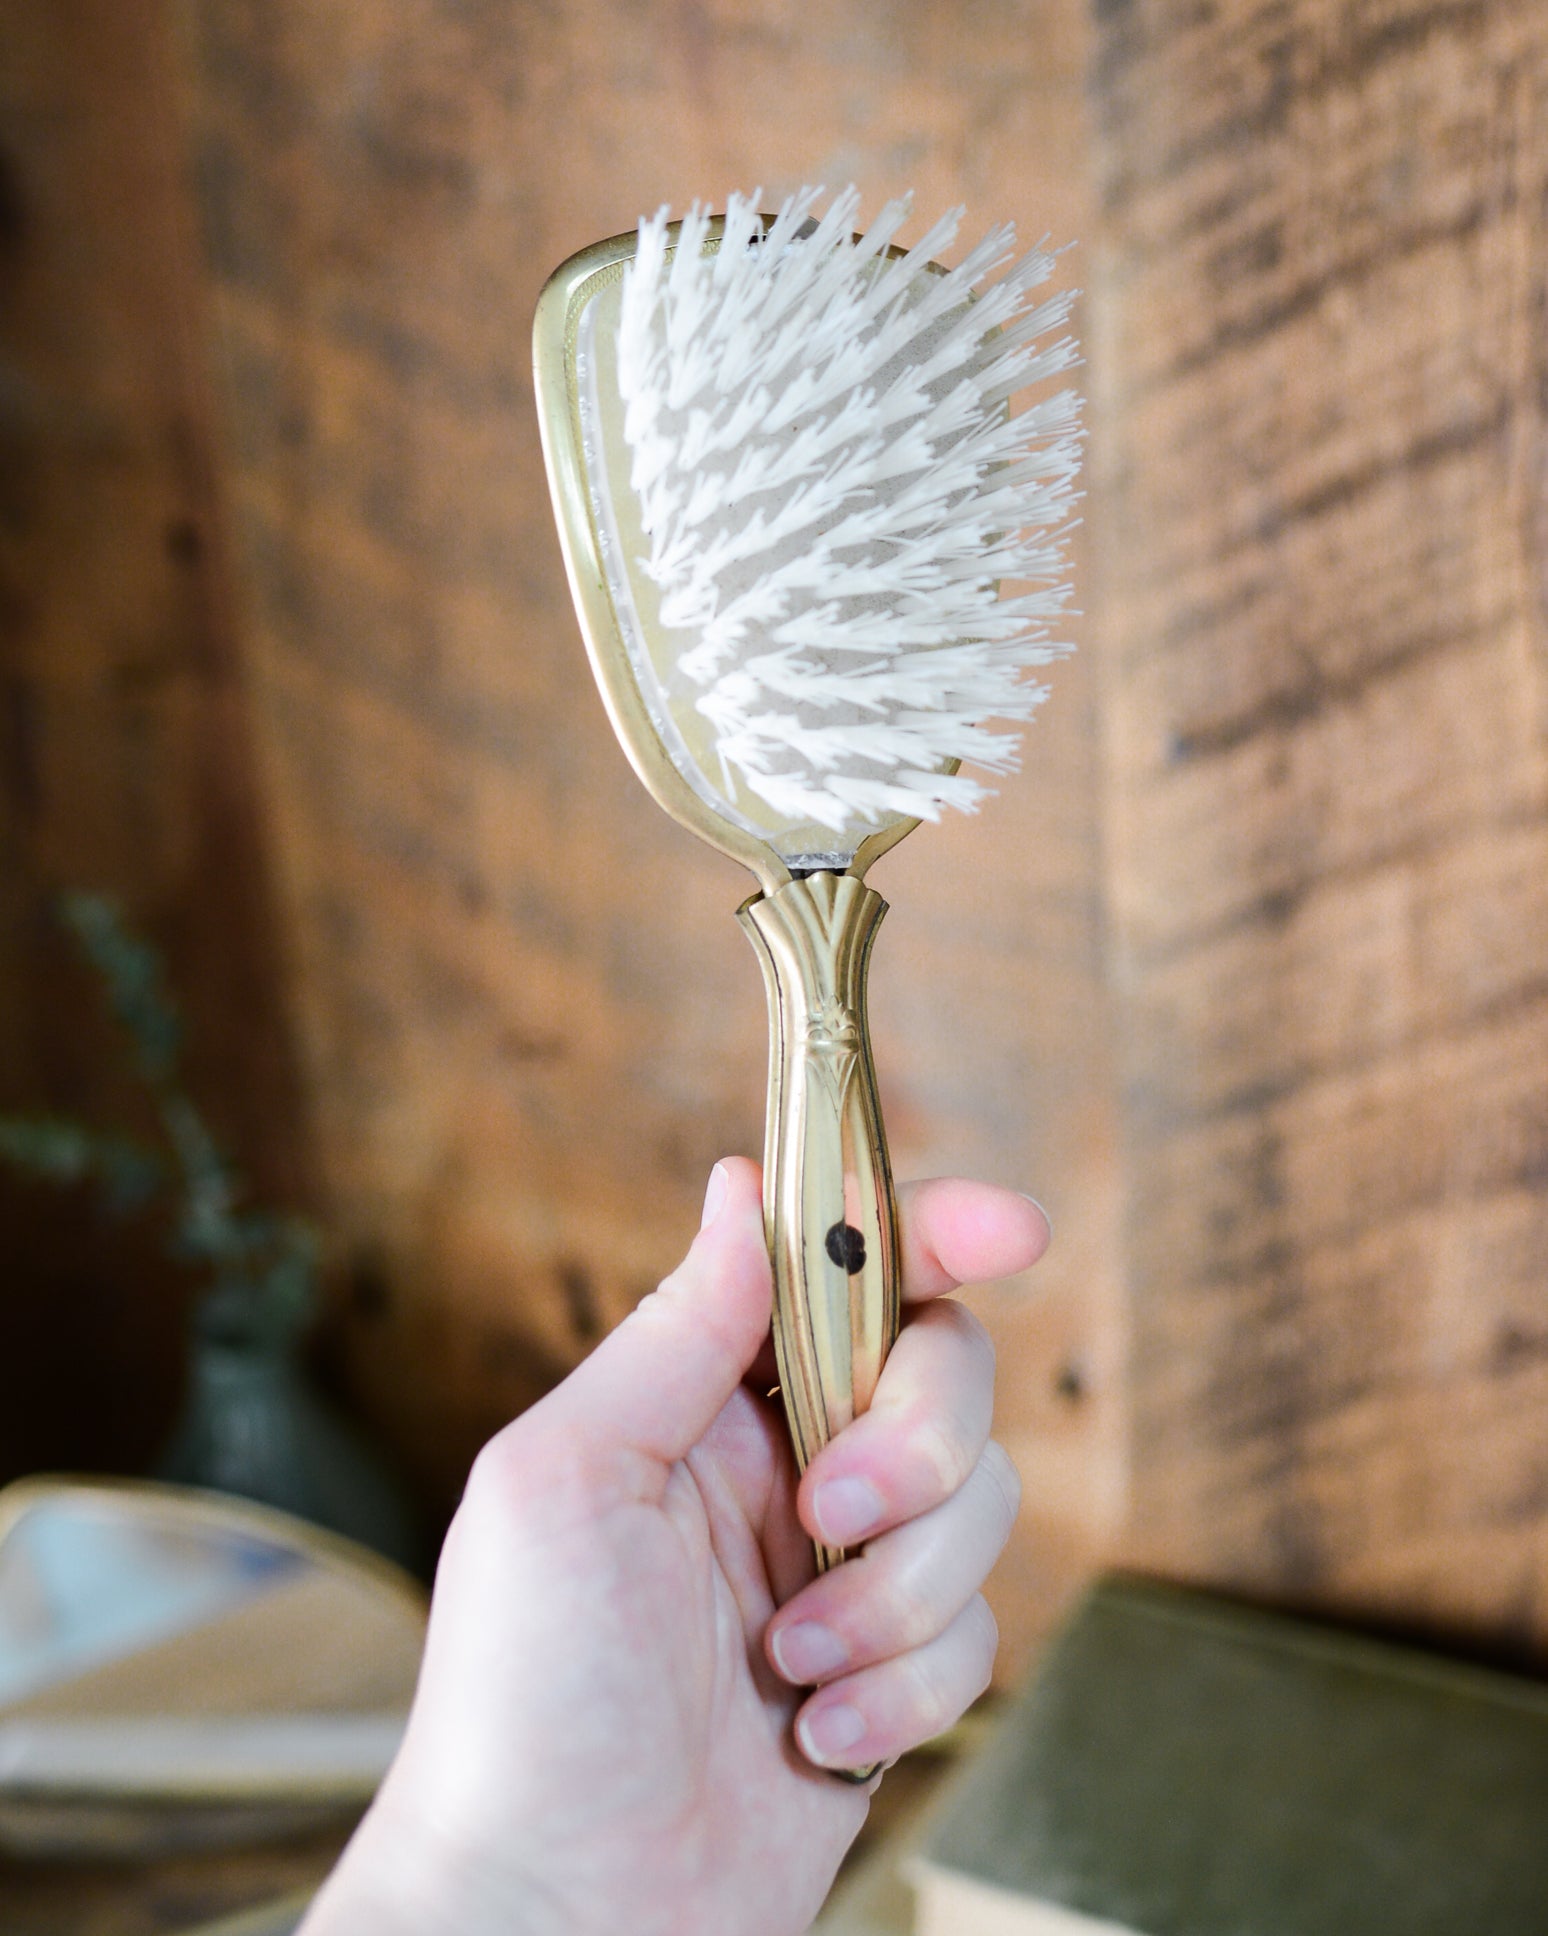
[[738, 869, 902, 1558], [738, 871, 901, 1566]]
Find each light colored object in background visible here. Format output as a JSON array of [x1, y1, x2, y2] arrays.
[[0, 1480, 306, 1711], [0, 1478, 425, 1858], [0, 1713, 408, 1794], [534, 194, 1081, 1695]]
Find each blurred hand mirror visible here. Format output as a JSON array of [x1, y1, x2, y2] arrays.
[[0, 1477, 426, 1858]]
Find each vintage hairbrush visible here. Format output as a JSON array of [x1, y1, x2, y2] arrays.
[[533, 185, 1079, 1609]]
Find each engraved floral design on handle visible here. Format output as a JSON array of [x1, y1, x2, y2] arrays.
[[804, 993, 862, 1112]]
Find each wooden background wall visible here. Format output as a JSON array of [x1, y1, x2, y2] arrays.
[[0, 0, 1116, 1674], [5, 0, 1548, 1678], [1094, 0, 1548, 1651]]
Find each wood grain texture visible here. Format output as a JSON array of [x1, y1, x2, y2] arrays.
[[168, 0, 1121, 1662], [0, 4, 310, 1480], [1092, 0, 1548, 1645]]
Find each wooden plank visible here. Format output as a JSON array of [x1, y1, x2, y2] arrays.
[[0, 4, 309, 1480], [1127, 821, 1548, 1123], [1093, 0, 1548, 1644]]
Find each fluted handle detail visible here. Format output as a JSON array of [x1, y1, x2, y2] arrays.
[[738, 871, 901, 1576]]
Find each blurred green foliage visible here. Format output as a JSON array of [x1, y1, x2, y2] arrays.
[[0, 893, 315, 1342]]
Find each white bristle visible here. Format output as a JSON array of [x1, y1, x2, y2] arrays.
[[617, 187, 1082, 834]]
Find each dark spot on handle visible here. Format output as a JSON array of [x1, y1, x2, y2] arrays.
[[825, 1221, 867, 1274]]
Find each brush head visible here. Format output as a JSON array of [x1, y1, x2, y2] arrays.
[[543, 188, 1081, 874]]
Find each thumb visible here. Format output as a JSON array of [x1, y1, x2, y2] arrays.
[[547, 1157, 772, 1467]]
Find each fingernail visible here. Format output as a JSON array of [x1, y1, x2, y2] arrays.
[[813, 1475, 884, 1546], [771, 1620, 848, 1685], [1020, 1191, 1052, 1236], [700, 1162, 729, 1230], [798, 1702, 866, 1766]]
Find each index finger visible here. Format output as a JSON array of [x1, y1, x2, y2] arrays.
[[898, 1178, 1050, 1303]]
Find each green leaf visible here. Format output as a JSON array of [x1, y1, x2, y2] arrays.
[[59, 891, 183, 1084]]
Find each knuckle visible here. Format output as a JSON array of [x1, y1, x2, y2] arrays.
[[632, 1277, 680, 1329], [465, 1416, 597, 1530], [903, 1646, 957, 1737], [863, 1556, 936, 1649], [465, 1422, 529, 1504], [914, 1414, 976, 1496], [977, 1439, 1023, 1530]]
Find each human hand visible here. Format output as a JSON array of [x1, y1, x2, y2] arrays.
[[300, 1157, 1047, 1936]]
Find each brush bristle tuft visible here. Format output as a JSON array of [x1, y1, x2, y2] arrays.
[[617, 187, 1082, 833]]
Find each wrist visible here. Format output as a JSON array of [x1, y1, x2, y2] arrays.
[[298, 1786, 565, 1936]]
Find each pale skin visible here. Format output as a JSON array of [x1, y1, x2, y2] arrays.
[[300, 1156, 1048, 1936]]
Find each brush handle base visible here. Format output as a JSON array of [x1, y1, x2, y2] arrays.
[[737, 872, 902, 1571]]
